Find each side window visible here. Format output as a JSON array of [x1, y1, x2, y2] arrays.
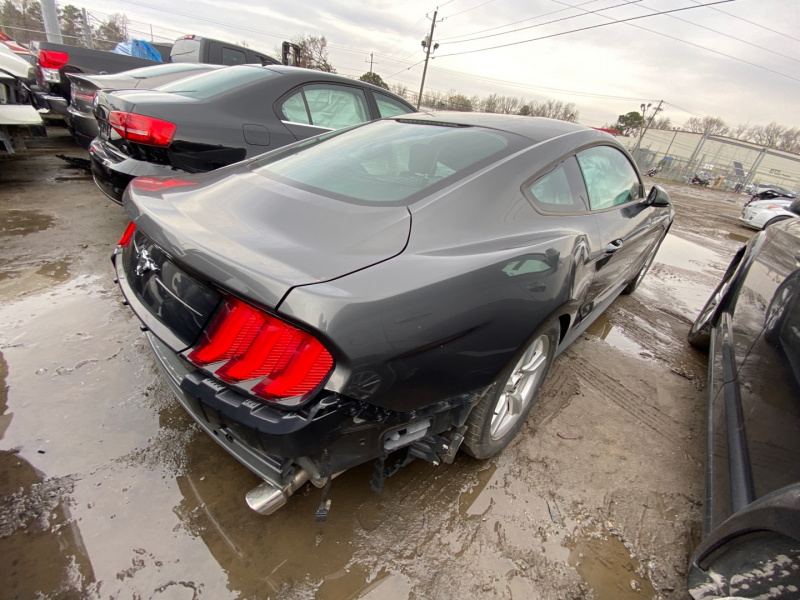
[[279, 91, 310, 124], [374, 92, 413, 118], [576, 146, 642, 210], [303, 84, 369, 129], [221, 47, 247, 66], [525, 156, 588, 213]]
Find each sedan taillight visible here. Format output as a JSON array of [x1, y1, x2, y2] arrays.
[[188, 297, 334, 404], [39, 49, 69, 69], [109, 111, 176, 146]]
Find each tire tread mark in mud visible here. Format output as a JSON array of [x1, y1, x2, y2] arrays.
[[564, 350, 686, 446]]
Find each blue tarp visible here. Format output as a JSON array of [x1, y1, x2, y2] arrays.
[[112, 39, 162, 62]]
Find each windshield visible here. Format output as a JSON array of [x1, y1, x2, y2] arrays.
[[249, 119, 520, 205], [157, 65, 277, 99]]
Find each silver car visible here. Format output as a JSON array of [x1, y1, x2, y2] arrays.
[[739, 198, 797, 230]]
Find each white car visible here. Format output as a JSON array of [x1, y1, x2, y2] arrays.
[[739, 198, 798, 230]]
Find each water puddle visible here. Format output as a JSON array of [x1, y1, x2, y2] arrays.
[[0, 209, 55, 237], [727, 231, 751, 243], [654, 234, 727, 273], [53, 175, 92, 182], [458, 462, 498, 516], [0, 259, 72, 300], [585, 314, 647, 356], [568, 530, 657, 600]]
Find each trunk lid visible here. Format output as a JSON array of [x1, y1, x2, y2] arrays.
[[124, 164, 411, 310]]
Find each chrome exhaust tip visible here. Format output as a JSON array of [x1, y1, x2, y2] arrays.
[[245, 469, 311, 515]]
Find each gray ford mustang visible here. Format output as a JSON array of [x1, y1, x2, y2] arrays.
[[113, 113, 674, 518]]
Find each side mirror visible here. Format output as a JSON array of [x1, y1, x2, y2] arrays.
[[790, 198, 800, 216], [647, 185, 671, 207]]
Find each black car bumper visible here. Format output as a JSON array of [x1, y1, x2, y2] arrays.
[[112, 247, 471, 490], [66, 105, 98, 149], [29, 87, 68, 116], [90, 139, 177, 204]]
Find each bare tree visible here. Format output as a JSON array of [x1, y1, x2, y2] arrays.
[[390, 83, 408, 99], [92, 13, 128, 50], [684, 115, 729, 136], [732, 123, 751, 140], [445, 90, 472, 111], [651, 116, 672, 130], [778, 127, 800, 154], [526, 99, 579, 123], [481, 93, 500, 113], [295, 35, 335, 73], [497, 95, 521, 115]]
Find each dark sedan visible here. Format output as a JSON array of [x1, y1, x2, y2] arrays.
[[66, 62, 222, 149], [113, 113, 674, 517], [90, 65, 416, 203], [688, 199, 800, 598]]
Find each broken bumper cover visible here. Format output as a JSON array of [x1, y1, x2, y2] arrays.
[[113, 250, 472, 491], [90, 139, 176, 204]]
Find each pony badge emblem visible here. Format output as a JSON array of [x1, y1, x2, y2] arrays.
[[135, 246, 159, 276]]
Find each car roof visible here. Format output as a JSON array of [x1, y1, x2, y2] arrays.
[[387, 111, 591, 143], [261, 65, 413, 97]]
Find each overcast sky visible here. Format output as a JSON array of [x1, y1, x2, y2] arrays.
[[72, 0, 799, 129]]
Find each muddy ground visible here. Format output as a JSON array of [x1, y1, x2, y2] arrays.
[[0, 129, 756, 600]]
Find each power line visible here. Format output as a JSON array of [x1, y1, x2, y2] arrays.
[[386, 59, 426, 80], [437, 0, 606, 42], [434, 0, 737, 57], [617, 0, 800, 66], [687, 0, 800, 44], [444, 0, 496, 20], [443, 0, 644, 45]]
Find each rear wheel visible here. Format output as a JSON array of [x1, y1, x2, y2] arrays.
[[463, 320, 560, 459]]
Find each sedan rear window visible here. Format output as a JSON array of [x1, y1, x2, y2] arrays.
[[157, 66, 277, 99], [250, 119, 517, 205]]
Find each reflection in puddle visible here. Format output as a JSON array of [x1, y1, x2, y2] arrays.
[[585, 314, 646, 356], [0, 451, 95, 599], [0, 209, 55, 237], [0, 259, 72, 299], [568, 531, 657, 600], [654, 235, 727, 273]]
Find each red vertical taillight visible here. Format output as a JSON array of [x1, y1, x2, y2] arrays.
[[188, 297, 334, 404], [118, 222, 136, 247]]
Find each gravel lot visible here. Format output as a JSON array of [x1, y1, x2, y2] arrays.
[[0, 128, 756, 600]]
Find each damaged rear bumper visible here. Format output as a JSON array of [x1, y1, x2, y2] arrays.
[[113, 249, 472, 514]]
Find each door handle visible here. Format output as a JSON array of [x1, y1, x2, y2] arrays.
[[605, 239, 623, 253]]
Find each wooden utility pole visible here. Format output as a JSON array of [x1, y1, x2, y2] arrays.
[[365, 52, 376, 74], [417, 9, 441, 110]]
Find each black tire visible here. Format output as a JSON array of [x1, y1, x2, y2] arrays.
[[764, 215, 791, 229], [463, 320, 560, 459], [688, 251, 744, 351]]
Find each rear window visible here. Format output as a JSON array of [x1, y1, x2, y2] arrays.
[[250, 119, 519, 205], [157, 66, 277, 99], [124, 63, 212, 79], [170, 38, 202, 63]]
